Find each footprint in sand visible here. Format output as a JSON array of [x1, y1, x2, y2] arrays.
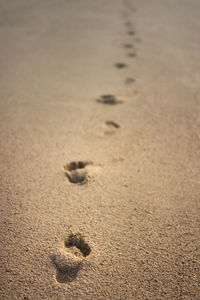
[[97, 95, 123, 105], [124, 21, 132, 28], [52, 233, 91, 283], [123, 43, 133, 49], [64, 161, 100, 184], [104, 121, 120, 135], [124, 22, 135, 32], [127, 30, 135, 36], [115, 62, 128, 69], [125, 77, 135, 84], [127, 52, 136, 58]]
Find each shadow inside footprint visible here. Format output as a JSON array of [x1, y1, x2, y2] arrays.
[[51, 251, 81, 283], [56, 268, 79, 283], [64, 161, 92, 184], [65, 233, 91, 257], [115, 63, 128, 69], [105, 121, 120, 129], [66, 161, 90, 171], [104, 121, 120, 135], [97, 95, 123, 105]]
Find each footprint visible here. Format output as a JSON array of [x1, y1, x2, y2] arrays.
[[127, 30, 135, 36], [115, 63, 128, 69], [52, 250, 82, 283], [65, 233, 91, 257], [124, 21, 132, 28], [105, 121, 120, 129], [63, 161, 91, 184], [63, 161, 92, 184], [64, 161, 100, 184], [124, 43, 133, 49], [52, 233, 91, 283], [97, 95, 123, 105], [125, 77, 135, 84], [127, 52, 136, 57], [124, 21, 131, 26], [104, 121, 120, 135]]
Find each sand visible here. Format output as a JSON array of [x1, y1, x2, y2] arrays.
[[0, 0, 199, 299]]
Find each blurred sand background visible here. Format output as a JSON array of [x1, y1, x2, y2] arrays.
[[0, 0, 199, 299]]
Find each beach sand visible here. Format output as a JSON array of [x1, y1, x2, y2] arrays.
[[0, 0, 199, 299]]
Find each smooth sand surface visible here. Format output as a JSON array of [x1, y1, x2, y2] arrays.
[[0, 0, 200, 299]]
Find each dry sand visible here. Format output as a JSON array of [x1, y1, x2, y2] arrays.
[[0, 0, 200, 299]]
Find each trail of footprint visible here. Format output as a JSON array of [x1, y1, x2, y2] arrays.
[[52, 233, 91, 283], [97, 95, 123, 105]]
